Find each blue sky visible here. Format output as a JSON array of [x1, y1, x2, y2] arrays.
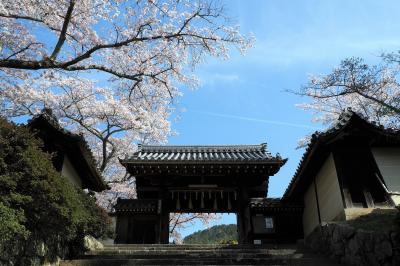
[[9, 0, 400, 239], [171, 0, 400, 237]]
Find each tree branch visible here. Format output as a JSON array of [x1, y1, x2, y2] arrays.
[[5, 43, 40, 60], [65, 65, 142, 81], [355, 88, 400, 114], [0, 13, 80, 43], [0, 13, 43, 23], [50, 0, 75, 60]]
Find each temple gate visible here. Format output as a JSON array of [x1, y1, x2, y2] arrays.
[[115, 144, 287, 244]]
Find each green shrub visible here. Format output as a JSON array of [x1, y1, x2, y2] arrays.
[[0, 118, 111, 265], [219, 239, 238, 245]]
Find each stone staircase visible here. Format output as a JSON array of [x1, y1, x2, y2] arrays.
[[61, 244, 341, 265]]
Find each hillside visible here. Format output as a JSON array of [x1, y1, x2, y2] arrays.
[[183, 224, 238, 244]]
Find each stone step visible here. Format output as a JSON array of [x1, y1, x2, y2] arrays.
[[101, 244, 270, 250], [61, 257, 340, 266], [98, 248, 273, 252], [91, 248, 299, 254], [80, 253, 300, 259], [84, 253, 302, 258], [61, 244, 341, 266], [99, 244, 301, 251], [101, 244, 295, 248], [87, 252, 290, 257], [104, 244, 238, 247]]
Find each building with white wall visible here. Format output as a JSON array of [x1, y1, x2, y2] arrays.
[[28, 109, 108, 192], [283, 109, 399, 237]]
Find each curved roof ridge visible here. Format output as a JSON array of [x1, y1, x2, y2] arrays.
[[138, 143, 267, 152], [323, 107, 399, 135], [29, 108, 84, 141], [121, 142, 285, 164]]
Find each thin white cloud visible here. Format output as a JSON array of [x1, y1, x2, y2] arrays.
[[213, 73, 240, 82], [199, 73, 242, 87], [194, 110, 321, 130], [246, 37, 400, 67]]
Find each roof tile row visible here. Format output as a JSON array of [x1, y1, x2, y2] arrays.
[[126, 143, 281, 163]]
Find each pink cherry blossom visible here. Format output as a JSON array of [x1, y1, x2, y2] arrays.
[[0, 0, 252, 238]]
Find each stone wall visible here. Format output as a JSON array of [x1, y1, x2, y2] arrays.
[[0, 237, 67, 266], [1, 235, 103, 266], [305, 222, 400, 266]]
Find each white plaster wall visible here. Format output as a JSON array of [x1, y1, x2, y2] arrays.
[[372, 148, 400, 198], [391, 195, 400, 205], [315, 154, 344, 222], [61, 154, 82, 188], [303, 182, 319, 237], [303, 154, 344, 237]]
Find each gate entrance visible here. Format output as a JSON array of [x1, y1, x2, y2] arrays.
[[115, 144, 287, 244]]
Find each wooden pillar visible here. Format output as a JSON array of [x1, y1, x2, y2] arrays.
[[157, 188, 169, 244], [236, 207, 244, 244], [115, 214, 129, 244], [236, 186, 252, 244], [159, 201, 169, 244]]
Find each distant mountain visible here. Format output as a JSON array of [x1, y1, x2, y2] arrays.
[[183, 224, 238, 244]]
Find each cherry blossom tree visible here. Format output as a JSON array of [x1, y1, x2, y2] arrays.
[[294, 57, 400, 148], [296, 57, 400, 128], [0, 0, 252, 238]]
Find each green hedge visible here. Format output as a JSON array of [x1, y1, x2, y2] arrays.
[[0, 118, 112, 265]]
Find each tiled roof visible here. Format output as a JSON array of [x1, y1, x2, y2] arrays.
[[122, 143, 284, 163], [29, 109, 84, 139], [114, 199, 159, 213], [28, 109, 108, 191], [283, 108, 400, 200], [250, 198, 303, 210], [250, 197, 281, 208]]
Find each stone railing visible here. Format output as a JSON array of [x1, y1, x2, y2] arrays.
[[305, 222, 400, 266]]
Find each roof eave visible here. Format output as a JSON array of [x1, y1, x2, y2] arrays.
[[120, 160, 285, 165], [282, 109, 400, 201], [29, 113, 108, 192]]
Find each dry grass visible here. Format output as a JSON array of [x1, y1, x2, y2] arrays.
[[345, 208, 398, 232]]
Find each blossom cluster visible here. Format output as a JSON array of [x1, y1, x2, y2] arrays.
[[0, 0, 252, 236]]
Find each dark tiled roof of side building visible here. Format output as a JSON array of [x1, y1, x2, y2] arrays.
[[282, 108, 400, 201], [250, 197, 303, 211], [27, 109, 108, 192]]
